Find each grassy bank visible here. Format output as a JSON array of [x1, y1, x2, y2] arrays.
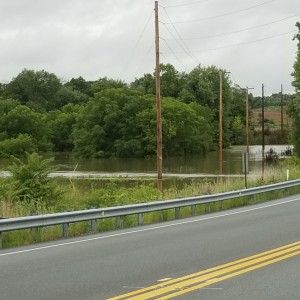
[[1, 157, 300, 248]]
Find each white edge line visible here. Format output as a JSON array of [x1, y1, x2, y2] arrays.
[[1, 197, 299, 257]]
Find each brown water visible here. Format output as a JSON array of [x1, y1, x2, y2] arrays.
[[0, 145, 291, 178]]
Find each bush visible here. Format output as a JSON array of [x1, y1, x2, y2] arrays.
[[9, 152, 62, 207], [0, 134, 37, 157]]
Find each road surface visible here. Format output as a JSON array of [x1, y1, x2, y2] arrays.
[[1, 194, 300, 299]]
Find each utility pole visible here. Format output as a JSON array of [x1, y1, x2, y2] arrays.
[[262, 84, 265, 177], [281, 84, 283, 134], [219, 70, 223, 176], [155, 1, 162, 192], [245, 87, 254, 154], [219, 70, 230, 176]]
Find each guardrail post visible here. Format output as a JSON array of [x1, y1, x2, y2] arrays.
[[137, 213, 143, 225], [191, 205, 196, 216], [90, 219, 97, 233], [116, 216, 121, 229], [252, 194, 256, 203], [175, 207, 180, 219], [0, 232, 2, 249], [206, 203, 211, 213], [220, 201, 224, 211], [63, 223, 69, 238]]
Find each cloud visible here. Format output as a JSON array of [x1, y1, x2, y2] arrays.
[[0, 0, 298, 95]]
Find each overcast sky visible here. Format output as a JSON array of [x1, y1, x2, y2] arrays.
[[0, 0, 299, 96]]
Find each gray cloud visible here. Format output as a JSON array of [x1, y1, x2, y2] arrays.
[[0, 0, 299, 95]]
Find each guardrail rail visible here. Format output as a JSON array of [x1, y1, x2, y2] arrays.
[[1, 179, 300, 248]]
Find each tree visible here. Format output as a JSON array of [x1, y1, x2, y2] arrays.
[[135, 98, 214, 157], [72, 88, 154, 158], [0, 98, 52, 155], [92, 77, 127, 94], [160, 64, 184, 98], [181, 65, 232, 147], [47, 104, 81, 151], [5, 69, 62, 112], [65, 76, 94, 97], [53, 86, 89, 108], [130, 73, 155, 95], [289, 22, 300, 156]]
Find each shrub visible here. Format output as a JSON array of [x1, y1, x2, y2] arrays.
[[9, 152, 62, 207], [0, 134, 37, 157]]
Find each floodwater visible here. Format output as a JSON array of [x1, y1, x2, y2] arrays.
[[0, 145, 292, 179]]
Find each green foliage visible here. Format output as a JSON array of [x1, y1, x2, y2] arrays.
[[0, 99, 52, 154], [73, 88, 154, 158], [0, 134, 37, 157], [5, 69, 62, 112], [9, 152, 61, 206], [130, 73, 155, 95], [65, 76, 94, 97], [47, 104, 81, 151], [73, 88, 214, 158], [92, 77, 127, 94], [0, 62, 295, 159], [231, 116, 245, 145], [290, 22, 300, 156], [85, 182, 161, 208]]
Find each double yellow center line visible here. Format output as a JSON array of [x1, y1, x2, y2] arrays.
[[107, 241, 300, 299]]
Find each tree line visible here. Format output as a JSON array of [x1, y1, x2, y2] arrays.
[[0, 61, 296, 158]]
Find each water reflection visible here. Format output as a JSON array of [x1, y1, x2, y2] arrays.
[[0, 145, 292, 178]]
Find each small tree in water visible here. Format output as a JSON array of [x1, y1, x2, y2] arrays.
[[9, 152, 61, 207]]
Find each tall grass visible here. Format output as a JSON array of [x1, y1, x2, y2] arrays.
[[1, 158, 300, 248]]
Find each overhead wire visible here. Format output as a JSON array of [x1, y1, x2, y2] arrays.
[[160, 37, 188, 70], [167, 30, 297, 54], [166, 0, 278, 24], [160, 6, 200, 65], [121, 9, 154, 78], [165, 13, 300, 40], [161, 0, 212, 8], [131, 43, 155, 79]]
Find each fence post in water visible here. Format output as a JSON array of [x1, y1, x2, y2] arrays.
[[175, 207, 180, 219], [63, 223, 69, 238], [116, 216, 121, 229], [137, 213, 143, 225]]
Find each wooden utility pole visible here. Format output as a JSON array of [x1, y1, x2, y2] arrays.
[[281, 84, 284, 134], [155, 1, 162, 192], [219, 70, 223, 175], [245, 87, 254, 154], [262, 84, 265, 176]]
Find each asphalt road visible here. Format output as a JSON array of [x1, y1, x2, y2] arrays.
[[1, 194, 300, 299]]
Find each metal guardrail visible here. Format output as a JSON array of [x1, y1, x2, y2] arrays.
[[1, 179, 300, 248]]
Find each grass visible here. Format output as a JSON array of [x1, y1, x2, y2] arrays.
[[251, 106, 290, 129], [1, 159, 300, 248]]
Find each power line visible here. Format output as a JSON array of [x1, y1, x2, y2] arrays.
[[131, 43, 155, 79], [121, 9, 154, 78], [166, 13, 300, 40], [161, 22, 199, 65], [160, 37, 188, 70], [162, 0, 212, 8], [198, 30, 296, 53], [164, 30, 296, 54], [166, 0, 278, 24], [161, 7, 200, 65]]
